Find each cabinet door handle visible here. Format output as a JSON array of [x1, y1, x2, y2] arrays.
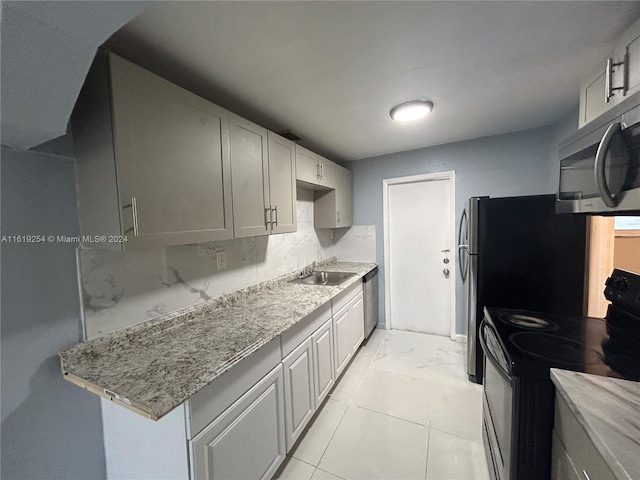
[[337, 211, 340, 224], [317, 163, 322, 181], [273, 205, 278, 226], [321, 162, 324, 179], [582, 470, 591, 480], [131, 197, 139, 236], [605, 56, 626, 103], [264, 207, 272, 228]]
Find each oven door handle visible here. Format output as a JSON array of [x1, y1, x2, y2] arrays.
[[478, 319, 511, 382]]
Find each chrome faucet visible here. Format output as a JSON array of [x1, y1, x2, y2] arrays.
[[298, 262, 316, 279]]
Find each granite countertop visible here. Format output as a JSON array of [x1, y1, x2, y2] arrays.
[[59, 260, 376, 420], [550, 369, 640, 480]]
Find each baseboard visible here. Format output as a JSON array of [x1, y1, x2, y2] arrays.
[[453, 334, 466, 344]]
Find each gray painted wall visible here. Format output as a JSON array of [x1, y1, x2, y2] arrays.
[[1, 146, 106, 479], [547, 106, 580, 191], [347, 126, 557, 335]]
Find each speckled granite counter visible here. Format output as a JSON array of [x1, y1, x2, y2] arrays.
[[60, 260, 376, 420], [550, 369, 640, 480]]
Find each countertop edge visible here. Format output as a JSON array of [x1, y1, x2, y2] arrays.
[[550, 368, 638, 480], [60, 261, 378, 419]]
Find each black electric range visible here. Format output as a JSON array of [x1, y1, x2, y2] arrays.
[[480, 269, 640, 480]]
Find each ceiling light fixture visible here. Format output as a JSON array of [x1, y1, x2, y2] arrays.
[[390, 100, 434, 122]]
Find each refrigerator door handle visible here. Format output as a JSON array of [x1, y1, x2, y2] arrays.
[[458, 209, 469, 283]]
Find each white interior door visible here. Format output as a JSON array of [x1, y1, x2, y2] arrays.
[[385, 173, 454, 336]]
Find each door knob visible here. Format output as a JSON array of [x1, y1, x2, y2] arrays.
[[443, 268, 450, 278], [443, 258, 450, 264]]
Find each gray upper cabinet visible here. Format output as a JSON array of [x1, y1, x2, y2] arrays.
[[317, 156, 336, 189], [295, 146, 335, 189], [72, 52, 234, 249], [268, 132, 297, 234], [295, 145, 321, 186], [314, 164, 352, 228], [229, 116, 297, 238], [579, 17, 640, 127], [229, 114, 270, 238]]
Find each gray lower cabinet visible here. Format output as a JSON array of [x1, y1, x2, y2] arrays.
[[551, 430, 580, 480], [348, 292, 365, 354], [98, 281, 369, 480], [72, 52, 234, 249], [552, 392, 615, 480], [333, 306, 352, 378], [282, 338, 316, 451], [332, 282, 364, 377], [190, 364, 286, 480], [312, 318, 335, 406]]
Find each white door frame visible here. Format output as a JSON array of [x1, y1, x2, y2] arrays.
[[383, 171, 456, 340]]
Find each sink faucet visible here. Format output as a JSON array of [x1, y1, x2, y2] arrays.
[[298, 262, 315, 279]]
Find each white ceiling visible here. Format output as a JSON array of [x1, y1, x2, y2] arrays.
[[2, 2, 639, 160], [104, 1, 640, 161], [0, 1, 145, 149]]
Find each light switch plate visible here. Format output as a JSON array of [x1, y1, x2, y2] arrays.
[[216, 250, 227, 269]]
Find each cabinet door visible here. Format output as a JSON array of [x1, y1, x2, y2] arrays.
[[621, 19, 640, 99], [229, 114, 270, 238], [190, 365, 285, 480], [579, 18, 640, 127], [318, 156, 336, 189], [268, 132, 297, 234], [335, 165, 352, 228], [333, 307, 352, 378], [282, 338, 316, 451], [312, 318, 335, 406], [296, 145, 320, 185], [551, 430, 580, 480], [580, 68, 612, 128], [349, 291, 365, 354], [109, 54, 233, 248]]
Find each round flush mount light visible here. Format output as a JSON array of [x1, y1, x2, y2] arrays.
[[389, 100, 434, 122]]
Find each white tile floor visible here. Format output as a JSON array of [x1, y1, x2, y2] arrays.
[[274, 329, 490, 480]]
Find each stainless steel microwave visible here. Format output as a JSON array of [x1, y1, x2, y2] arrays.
[[557, 92, 640, 215]]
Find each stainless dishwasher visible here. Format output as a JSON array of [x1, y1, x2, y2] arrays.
[[363, 267, 378, 339]]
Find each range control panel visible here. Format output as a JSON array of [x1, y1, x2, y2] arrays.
[[605, 269, 640, 315]]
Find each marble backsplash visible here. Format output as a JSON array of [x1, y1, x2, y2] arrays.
[[79, 188, 376, 339]]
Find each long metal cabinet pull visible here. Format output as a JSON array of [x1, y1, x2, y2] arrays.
[[264, 207, 272, 228], [273, 205, 278, 226], [605, 56, 626, 103], [131, 197, 139, 236]]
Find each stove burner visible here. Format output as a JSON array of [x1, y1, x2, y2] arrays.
[[509, 332, 602, 366], [499, 313, 559, 330]]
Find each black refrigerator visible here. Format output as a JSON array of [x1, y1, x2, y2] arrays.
[[459, 194, 587, 384]]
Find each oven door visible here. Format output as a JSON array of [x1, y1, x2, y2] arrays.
[[480, 320, 513, 480]]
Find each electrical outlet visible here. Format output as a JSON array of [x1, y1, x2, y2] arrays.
[[216, 250, 227, 269]]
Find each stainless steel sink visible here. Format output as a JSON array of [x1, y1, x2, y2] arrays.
[[291, 271, 356, 286]]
